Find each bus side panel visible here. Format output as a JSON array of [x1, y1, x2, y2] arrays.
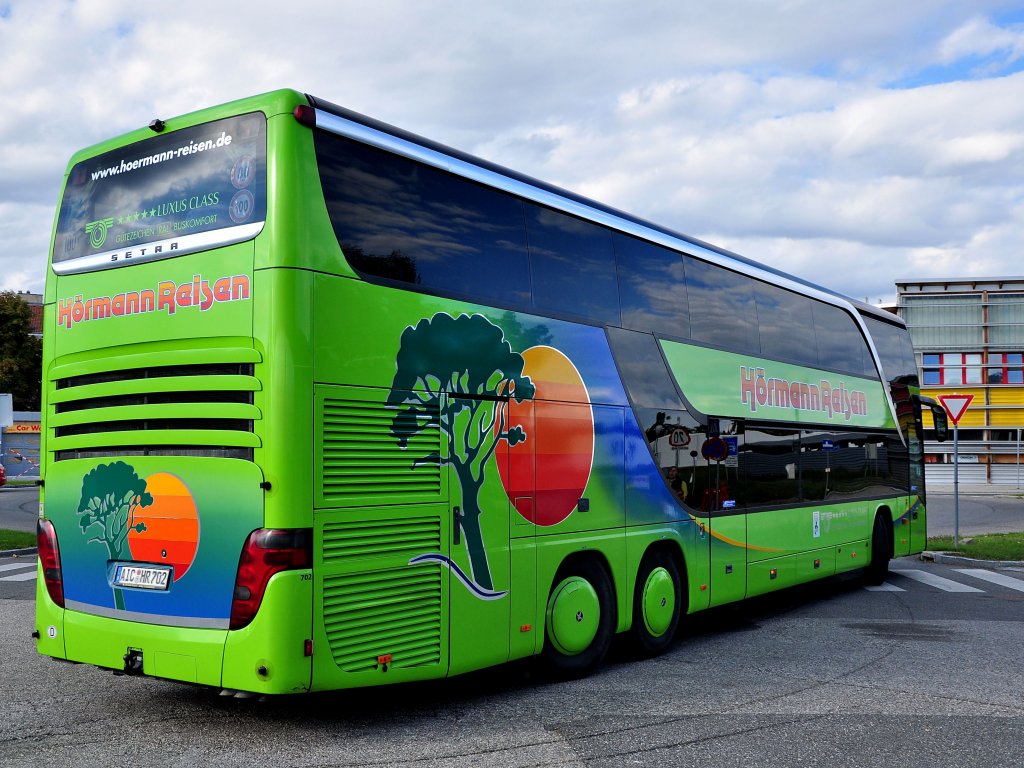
[[34, 571, 66, 660], [509, 536, 538, 660], [708, 513, 746, 607], [747, 555, 797, 597], [795, 547, 837, 582], [222, 571, 313, 694], [312, 275, 636, 671], [910, 495, 927, 554], [447, 406, 512, 679], [745, 501, 870, 567], [892, 496, 910, 558], [309, 502, 452, 692]]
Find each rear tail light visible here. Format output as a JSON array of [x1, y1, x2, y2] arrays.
[[229, 528, 312, 630], [37, 519, 64, 608]]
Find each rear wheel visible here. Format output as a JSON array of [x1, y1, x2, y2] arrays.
[[541, 559, 614, 678], [865, 513, 893, 586], [629, 551, 683, 657]]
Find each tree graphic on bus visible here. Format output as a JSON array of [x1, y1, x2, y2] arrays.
[[388, 313, 535, 594], [77, 461, 153, 609]]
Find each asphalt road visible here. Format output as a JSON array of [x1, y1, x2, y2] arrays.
[[2, 554, 1024, 767], [0, 486, 37, 535], [925, 491, 1024, 536]]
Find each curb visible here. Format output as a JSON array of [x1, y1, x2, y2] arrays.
[[0, 547, 37, 558], [921, 550, 1024, 568]]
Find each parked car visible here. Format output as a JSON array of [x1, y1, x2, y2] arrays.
[[0, 464, 6, 487]]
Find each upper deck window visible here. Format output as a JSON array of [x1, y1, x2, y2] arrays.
[[613, 233, 690, 339], [53, 112, 267, 274], [684, 257, 760, 355], [316, 134, 532, 308], [525, 204, 620, 325], [863, 316, 917, 383]]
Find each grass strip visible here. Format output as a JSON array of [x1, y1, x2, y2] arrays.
[[927, 531, 1024, 561], [0, 529, 36, 550]]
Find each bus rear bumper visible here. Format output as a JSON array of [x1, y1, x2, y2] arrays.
[[35, 570, 313, 694], [61, 608, 228, 687]]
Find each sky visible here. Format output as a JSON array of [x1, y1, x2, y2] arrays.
[[2, 0, 1024, 305]]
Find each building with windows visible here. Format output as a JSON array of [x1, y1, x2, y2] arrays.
[[1, 411, 41, 480], [896, 277, 1024, 486]]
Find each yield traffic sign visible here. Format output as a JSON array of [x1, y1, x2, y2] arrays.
[[937, 394, 974, 425]]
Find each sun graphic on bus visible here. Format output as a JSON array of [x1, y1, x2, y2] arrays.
[[497, 345, 595, 527], [126, 472, 200, 581]]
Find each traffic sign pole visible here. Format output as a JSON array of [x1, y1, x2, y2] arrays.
[[938, 394, 974, 551], [953, 422, 959, 549]]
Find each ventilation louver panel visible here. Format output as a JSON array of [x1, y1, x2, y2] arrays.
[[323, 564, 443, 672], [49, 347, 261, 461], [323, 517, 442, 563], [317, 386, 444, 507]]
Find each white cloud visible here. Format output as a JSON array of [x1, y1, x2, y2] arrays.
[[0, 202, 58, 292], [939, 15, 1024, 71]]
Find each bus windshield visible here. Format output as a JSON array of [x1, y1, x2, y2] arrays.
[[53, 112, 268, 274]]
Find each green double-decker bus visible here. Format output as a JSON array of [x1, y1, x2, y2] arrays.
[[35, 89, 945, 695]]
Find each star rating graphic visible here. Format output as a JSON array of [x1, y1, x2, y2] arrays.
[[117, 209, 160, 225]]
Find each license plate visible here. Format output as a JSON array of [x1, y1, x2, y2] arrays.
[[114, 564, 171, 591]]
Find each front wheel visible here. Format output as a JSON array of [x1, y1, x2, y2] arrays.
[[629, 551, 683, 657], [541, 559, 615, 678]]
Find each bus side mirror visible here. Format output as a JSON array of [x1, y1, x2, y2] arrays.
[[917, 396, 948, 442], [930, 405, 949, 442]]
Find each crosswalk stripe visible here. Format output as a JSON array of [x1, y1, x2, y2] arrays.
[[955, 569, 1024, 593], [0, 561, 36, 574], [0, 569, 37, 582], [890, 569, 985, 592], [865, 581, 905, 592]]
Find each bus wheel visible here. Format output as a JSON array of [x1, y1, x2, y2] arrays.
[[630, 551, 682, 657], [541, 559, 614, 678], [864, 513, 893, 586]]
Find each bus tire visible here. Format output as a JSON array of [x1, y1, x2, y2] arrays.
[[865, 513, 892, 586], [541, 558, 615, 678], [629, 550, 683, 657]]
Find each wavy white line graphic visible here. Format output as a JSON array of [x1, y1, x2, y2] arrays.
[[409, 553, 508, 600]]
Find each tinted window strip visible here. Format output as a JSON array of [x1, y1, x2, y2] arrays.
[[308, 96, 896, 324], [316, 131, 876, 376]]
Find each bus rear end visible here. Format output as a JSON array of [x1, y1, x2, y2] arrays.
[[35, 91, 315, 695]]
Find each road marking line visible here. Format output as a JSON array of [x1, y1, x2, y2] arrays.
[[0, 560, 37, 573], [865, 582, 905, 592], [955, 569, 1024, 593], [890, 569, 984, 592], [0, 570, 37, 582]]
